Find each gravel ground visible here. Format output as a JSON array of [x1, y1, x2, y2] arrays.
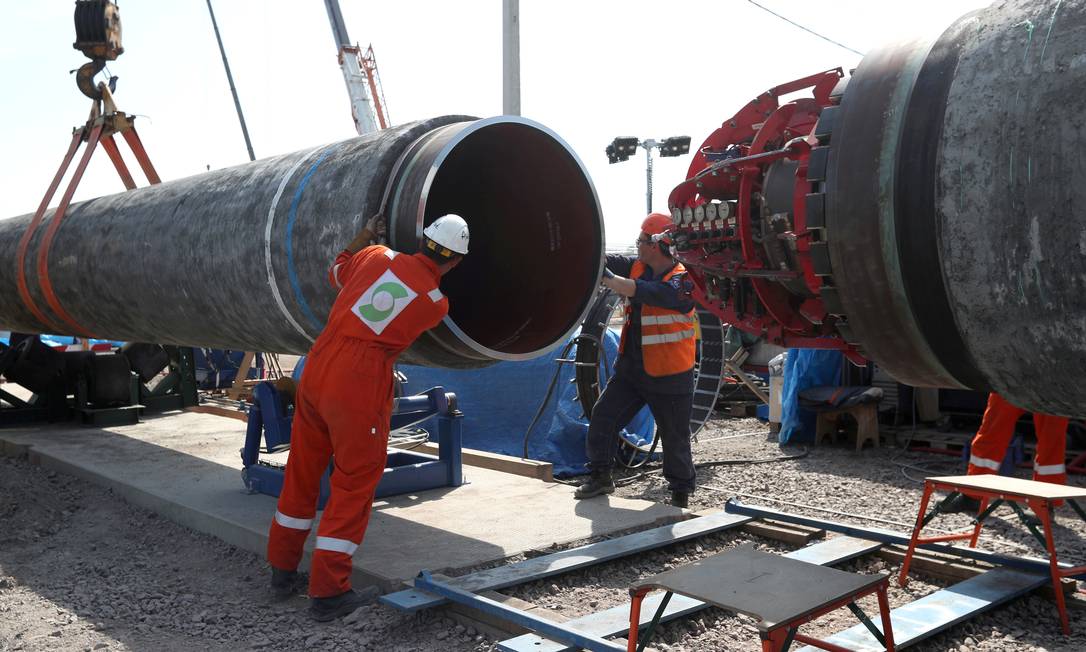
[[3, 415, 1086, 651], [0, 455, 489, 652]]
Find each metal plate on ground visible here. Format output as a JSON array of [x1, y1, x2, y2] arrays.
[[797, 568, 1047, 651]]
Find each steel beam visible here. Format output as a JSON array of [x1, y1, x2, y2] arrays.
[[725, 499, 1086, 579]]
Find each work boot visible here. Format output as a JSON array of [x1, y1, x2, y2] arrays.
[[270, 567, 307, 601], [308, 588, 372, 622], [574, 469, 615, 499], [670, 491, 689, 509]]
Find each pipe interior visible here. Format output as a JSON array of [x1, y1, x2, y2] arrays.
[[424, 123, 601, 355]]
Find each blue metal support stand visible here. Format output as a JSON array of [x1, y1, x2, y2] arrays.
[[240, 382, 464, 506]]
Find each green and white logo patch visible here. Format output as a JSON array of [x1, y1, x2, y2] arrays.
[[352, 269, 417, 334]]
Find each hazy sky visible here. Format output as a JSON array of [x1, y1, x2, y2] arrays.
[[0, 0, 989, 246]]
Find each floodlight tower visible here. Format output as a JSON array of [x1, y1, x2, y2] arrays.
[[607, 136, 691, 214]]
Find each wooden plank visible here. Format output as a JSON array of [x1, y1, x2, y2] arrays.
[[392, 441, 553, 482], [876, 546, 990, 584], [741, 520, 825, 547], [445, 590, 570, 640], [185, 405, 248, 422], [225, 351, 256, 401], [797, 568, 1048, 651], [879, 544, 1078, 600], [724, 359, 768, 404], [726, 501, 1086, 578], [498, 536, 884, 652], [380, 511, 752, 613], [184, 410, 552, 481], [482, 591, 568, 620], [928, 474, 1086, 500]]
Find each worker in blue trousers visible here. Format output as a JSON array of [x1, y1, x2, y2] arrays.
[[576, 213, 698, 508]]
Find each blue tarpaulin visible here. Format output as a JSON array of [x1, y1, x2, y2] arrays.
[[294, 329, 654, 477], [779, 348, 843, 445], [400, 328, 654, 477]]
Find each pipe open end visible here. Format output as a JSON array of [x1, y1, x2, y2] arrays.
[[393, 117, 605, 364]]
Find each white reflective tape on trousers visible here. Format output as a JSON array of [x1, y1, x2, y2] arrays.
[[642, 330, 695, 346], [315, 536, 359, 556], [968, 455, 1002, 471], [1035, 463, 1066, 475], [274, 511, 313, 530]]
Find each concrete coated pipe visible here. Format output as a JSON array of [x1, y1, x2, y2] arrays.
[[0, 115, 605, 367], [824, 0, 1086, 415]]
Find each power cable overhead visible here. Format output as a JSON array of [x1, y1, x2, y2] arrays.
[[746, 0, 864, 56]]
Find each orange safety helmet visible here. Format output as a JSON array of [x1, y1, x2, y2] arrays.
[[640, 213, 672, 236]]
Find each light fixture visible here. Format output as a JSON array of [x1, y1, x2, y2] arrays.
[[659, 135, 691, 157], [605, 135, 692, 213]]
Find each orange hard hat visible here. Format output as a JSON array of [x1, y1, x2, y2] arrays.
[[640, 213, 671, 236]]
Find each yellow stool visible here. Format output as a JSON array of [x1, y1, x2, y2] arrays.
[[815, 403, 879, 451]]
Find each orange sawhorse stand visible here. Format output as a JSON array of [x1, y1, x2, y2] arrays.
[[626, 544, 895, 652], [15, 81, 160, 337], [898, 474, 1086, 635]]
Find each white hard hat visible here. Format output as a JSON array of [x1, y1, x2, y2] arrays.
[[423, 214, 470, 256]]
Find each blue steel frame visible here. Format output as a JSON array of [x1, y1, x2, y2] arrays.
[[413, 571, 627, 652], [724, 498, 1086, 579], [240, 382, 463, 506]]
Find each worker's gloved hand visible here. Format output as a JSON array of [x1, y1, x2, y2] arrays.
[[600, 253, 614, 280], [364, 212, 387, 239]]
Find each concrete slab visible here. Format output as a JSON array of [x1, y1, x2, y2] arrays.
[[0, 411, 682, 589]]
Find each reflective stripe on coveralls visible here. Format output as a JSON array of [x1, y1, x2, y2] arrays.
[[274, 511, 313, 530], [316, 536, 359, 555]]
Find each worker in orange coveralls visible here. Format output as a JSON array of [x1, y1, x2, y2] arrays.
[[969, 392, 1070, 484], [951, 392, 1070, 512], [266, 212, 469, 621]]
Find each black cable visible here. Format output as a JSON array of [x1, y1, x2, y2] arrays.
[[888, 386, 958, 484], [745, 0, 864, 56], [616, 429, 660, 470], [613, 447, 810, 487], [694, 447, 809, 467], [574, 291, 664, 469], [522, 340, 575, 459]]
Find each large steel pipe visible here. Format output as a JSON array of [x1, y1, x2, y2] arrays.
[[0, 116, 604, 367], [823, 0, 1086, 415]]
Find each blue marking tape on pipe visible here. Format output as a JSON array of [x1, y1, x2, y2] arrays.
[[286, 145, 340, 331]]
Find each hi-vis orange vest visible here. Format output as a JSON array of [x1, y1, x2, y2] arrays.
[[618, 261, 696, 377]]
